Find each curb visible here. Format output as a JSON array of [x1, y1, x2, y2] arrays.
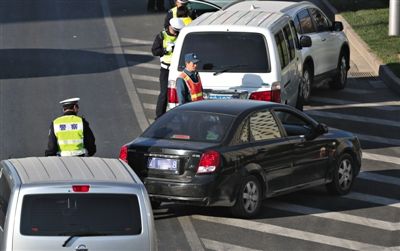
[[322, 0, 400, 96]]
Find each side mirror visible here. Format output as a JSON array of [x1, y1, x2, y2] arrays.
[[316, 123, 328, 134], [299, 35, 312, 48], [333, 21, 344, 32]]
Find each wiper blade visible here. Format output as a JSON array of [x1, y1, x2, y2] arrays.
[[213, 64, 248, 76], [61, 231, 111, 247]]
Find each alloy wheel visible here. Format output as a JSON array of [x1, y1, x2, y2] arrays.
[[302, 69, 311, 103], [242, 180, 260, 214], [338, 158, 353, 191]]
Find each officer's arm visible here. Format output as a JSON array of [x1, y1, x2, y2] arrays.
[[82, 118, 96, 156], [176, 77, 187, 105], [164, 11, 173, 29], [151, 33, 165, 57], [45, 122, 58, 156]]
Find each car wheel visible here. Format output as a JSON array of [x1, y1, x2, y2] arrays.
[[330, 53, 348, 90], [326, 153, 355, 195], [231, 175, 262, 218], [296, 85, 304, 111], [150, 199, 162, 209], [302, 66, 313, 104]]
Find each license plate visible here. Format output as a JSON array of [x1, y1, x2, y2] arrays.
[[148, 157, 178, 171], [209, 94, 234, 100]]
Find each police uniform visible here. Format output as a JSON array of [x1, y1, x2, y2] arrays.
[[45, 98, 96, 157], [163, 0, 189, 28], [176, 53, 204, 105]]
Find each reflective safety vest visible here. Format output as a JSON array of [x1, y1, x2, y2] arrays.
[[180, 16, 192, 26], [53, 115, 87, 156], [171, 6, 178, 18], [180, 72, 204, 102], [161, 30, 177, 65]]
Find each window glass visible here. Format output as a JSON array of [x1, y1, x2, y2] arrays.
[[21, 194, 141, 236], [309, 8, 331, 32], [274, 31, 289, 69], [249, 110, 281, 141], [293, 15, 302, 35], [283, 24, 295, 61], [290, 20, 300, 49], [297, 9, 316, 34], [143, 111, 234, 143], [274, 110, 312, 137], [0, 170, 11, 230], [179, 32, 269, 73]]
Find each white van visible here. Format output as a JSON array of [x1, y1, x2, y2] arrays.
[[0, 157, 156, 251], [167, 8, 311, 110]]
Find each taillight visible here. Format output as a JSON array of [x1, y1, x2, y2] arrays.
[[249, 82, 281, 103], [197, 151, 220, 174], [119, 145, 128, 163], [168, 87, 178, 104], [72, 185, 90, 192]]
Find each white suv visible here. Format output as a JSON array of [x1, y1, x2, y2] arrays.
[[227, 1, 350, 102]]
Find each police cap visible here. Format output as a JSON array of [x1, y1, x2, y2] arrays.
[[59, 97, 80, 107]]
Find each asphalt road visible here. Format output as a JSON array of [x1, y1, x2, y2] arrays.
[[0, 0, 399, 250]]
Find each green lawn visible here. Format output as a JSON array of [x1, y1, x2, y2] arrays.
[[329, 0, 400, 77]]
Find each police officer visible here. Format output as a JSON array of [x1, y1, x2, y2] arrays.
[[177, 5, 192, 25], [176, 53, 204, 105], [164, 0, 188, 28], [45, 98, 96, 157], [151, 18, 184, 118]]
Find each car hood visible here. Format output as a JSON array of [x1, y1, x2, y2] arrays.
[[325, 127, 356, 139], [130, 137, 220, 151]]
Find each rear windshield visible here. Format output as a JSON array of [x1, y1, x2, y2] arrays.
[[178, 32, 270, 73], [142, 111, 234, 143], [21, 194, 141, 236]]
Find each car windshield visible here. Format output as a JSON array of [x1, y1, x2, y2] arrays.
[[142, 111, 234, 143], [178, 32, 269, 73], [21, 194, 141, 236]]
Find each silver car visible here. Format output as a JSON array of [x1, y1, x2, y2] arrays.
[[0, 157, 156, 251]]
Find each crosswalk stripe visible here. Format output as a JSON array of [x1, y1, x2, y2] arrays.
[[120, 37, 153, 45], [306, 110, 400, 128], [192, 215, 385, 250], [306, 97, 400, 111], [124, 49, 153, 56], [359, 171, 400, 187], [137, 88, 159, 96], [267, 201, 400, 231], [128, 61, 160, 69], [344, 192, 400, 208], [362, 152, 400, 166], [131, 73, 158, 83], [143, 103, 156, 110], [356, 133, 400, 146], [202, 238, 262, 251], [339, 88, 374, 94], [178, 216, 205, 251]]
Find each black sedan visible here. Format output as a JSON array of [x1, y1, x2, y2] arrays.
[[119, 100, 362, 218]]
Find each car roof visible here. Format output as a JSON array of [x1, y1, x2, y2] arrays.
[[2, 157, 139, 185], [173, 100, 285, 116], [226, 1, 315, 13]]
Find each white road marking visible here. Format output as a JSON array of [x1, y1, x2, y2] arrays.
[[178, 216, 205, 251], [356, 133, 400, 146], [306, 110, 400, 128], [202, 238, 262, 251], [359, 171, 400, 187], [306, 97, 400, 111], [143, 103, 156, 110], [128, 61, 160, 69], [137, 88, 159, 96], [339, 88, 374, 94], [124, 49, 153, 56], [192, 215, 385, 250], [131, 73, 158, 83], [120, 37, 153, 45], [362, 152, 400, 166], [344, 192, 400, 208], [267, 201, 400, 231], [100, 0, 149, 131]]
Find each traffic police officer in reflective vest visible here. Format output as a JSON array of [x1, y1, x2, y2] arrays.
[[164, 0, 188, 28], [176, 53, 204, 105], [151, 17, 184, 118], [45, 98, 96, 157]]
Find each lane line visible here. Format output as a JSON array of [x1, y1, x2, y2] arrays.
[[306, 98, 400, 111], [359, 171, 400, 187], [178, 216, 205, 251], [356, 133, 400, 146], [339, 88, 374, 94], [100, 0, 149, 131], [202, 238, 262, 251], [131, 73, 158, 83], [124, 49, 153, 56], [344, 192, 400, 208], [268, 201, 400, 231], [128, 61, 160, 69], [137, 88, 159, 96], [143, 103, 156, 110], [120, 37, 153, 45], [192, 215, 385, 250], [306, 110, 400, 128], [362, 152, 400, 166]]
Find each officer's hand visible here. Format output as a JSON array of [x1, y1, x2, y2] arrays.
[[166, 42, 174, 52]]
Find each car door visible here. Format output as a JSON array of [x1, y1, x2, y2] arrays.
[[272, 108, 331, 186]]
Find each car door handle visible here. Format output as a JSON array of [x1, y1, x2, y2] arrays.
[[321, 38, 326, 42]]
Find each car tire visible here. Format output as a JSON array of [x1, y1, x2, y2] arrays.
[[302, 65, 313, 104], [296, 85, 304, 111], [326, 153, 355, 195], [231, 175, 262, 218], [330, 53, 348, 90]]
